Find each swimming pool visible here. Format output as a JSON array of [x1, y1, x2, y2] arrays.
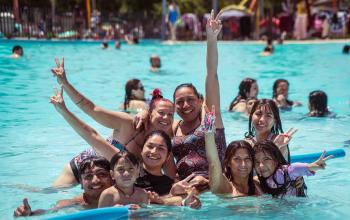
[[0, 39, 349, 219]]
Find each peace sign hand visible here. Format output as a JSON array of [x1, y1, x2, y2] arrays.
[[308, 150, 334, 172], [273, 128, 298, 149], [51, 57, 67, 85], [206, 9, 223, 40], [201, 105, 216, 133], [50, 85, 66, 112]]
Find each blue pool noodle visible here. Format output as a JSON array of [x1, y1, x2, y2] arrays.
[[46, 206, 128, 220], [291, 149, 345, 163]]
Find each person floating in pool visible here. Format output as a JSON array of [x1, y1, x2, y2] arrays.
[[229, 78, 259, 114], [13, 156, 113, 217], [272, 79, 302, 110], [115, 40, 121, 49], [120, 79, 148, 113], [308, 90, 333, 117], [254, 141, 333, 198], [150, 55, 161, 72], [101, 42, 108, 49], [11, 45, 23, 58], [342, 45, 350, 54], [167, 0, 180, 41], [261, 39, 274, 56]]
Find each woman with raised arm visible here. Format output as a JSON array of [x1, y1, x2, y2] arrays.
[[51, 59, 175, 187], [204, 106, 262, 196]]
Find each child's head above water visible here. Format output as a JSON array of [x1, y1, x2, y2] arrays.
[[308, 90, 329, 117], [246, 99, 283, 137], [110, 152, 140, 187], [253, 140, 288, 178]]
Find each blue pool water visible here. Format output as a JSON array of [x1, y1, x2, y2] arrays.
[[0, 39, 349, 219]]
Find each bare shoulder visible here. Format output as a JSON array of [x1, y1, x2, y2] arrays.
[[232, 102, 247, 113], [253, 179, 263, 196], [128, 100, 148, 110]]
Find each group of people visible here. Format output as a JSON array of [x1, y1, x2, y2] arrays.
[[228, 77, 332, 118], [14, 10, 333, 217]]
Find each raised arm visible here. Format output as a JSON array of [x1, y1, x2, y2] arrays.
[[50, 86, 119, 161], [205, 10, 224, 129], [51, 58, 133, 131], [203, 106, 231, 194]]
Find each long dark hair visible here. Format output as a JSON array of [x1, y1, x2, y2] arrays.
[[308, 90, 330, 117], [229, 78, 257, 111], [224, 140, 256, 195], [123, 79, 144, 110], [253, 141, 306, 197], [272, 79, 293, 106], [246, 99, 283, 138], [253, 141, 289, 197]]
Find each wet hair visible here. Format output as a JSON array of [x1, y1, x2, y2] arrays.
[[272, 79, 293, 106], [229, 78, 257, 111], [133, 36, 139, 44], [110, 151, 140, 170], [246, 99, 283, 137], [12, 45, 23, 54], [144, 130, 172, 153], [78, 156, 111, 181], [253, 141, 306, 197], [308, 90, 330, 117], [173, 83, 201, 101], [149, 88, 174, 113], [224, 140, 256, 195], [343, 45, 350, 54], [102, 42, 108, 48], [123, 79, 144, 111], [264, 46, 272, 52]]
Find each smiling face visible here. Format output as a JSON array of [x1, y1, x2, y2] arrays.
[[249, 82, 259, 98], [112, 158, 140, 188], [141, 134, 169, 170], [149, 100, 174, 131], [252, 104, 275, 135], [254, 151, 277, 178], [229, 148, 253, 179], [81, 166, 113, 199], [276, 82, 289, 98], [174, 87, 201, 122]]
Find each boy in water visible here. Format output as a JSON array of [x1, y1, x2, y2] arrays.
[[98, 152, 149, 207], [14, 156, 113, 217]]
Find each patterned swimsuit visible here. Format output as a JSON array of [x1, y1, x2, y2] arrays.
[[172, 123, 227, 180]]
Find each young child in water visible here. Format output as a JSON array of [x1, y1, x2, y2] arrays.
[[253, 141, 333, 198], [98, 152, 149, 207]]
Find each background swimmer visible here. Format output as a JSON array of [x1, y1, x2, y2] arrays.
[[11, 45, 23, 58], [308, 90, 333, 117], [150, 55, 161, 72], [121, 79, 148, 113], [229, 78, 258, 113], [272, 79, 302, 109]]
